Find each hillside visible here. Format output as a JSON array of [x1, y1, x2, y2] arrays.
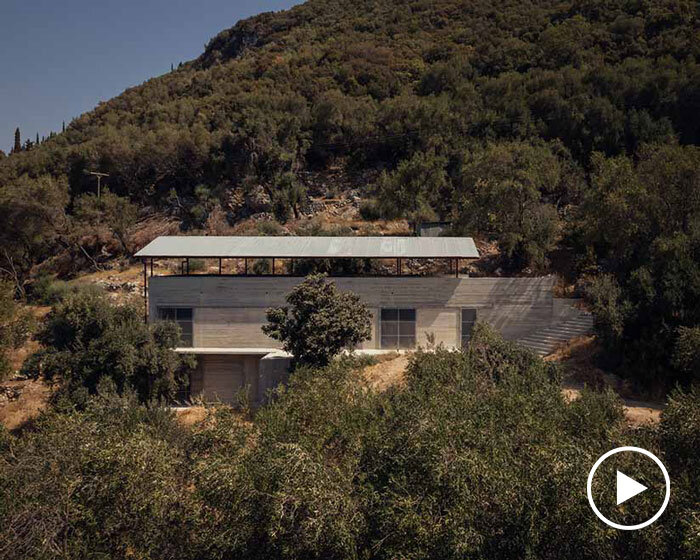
[[2, 1, 698, 215], [1, 0, 699, 389]]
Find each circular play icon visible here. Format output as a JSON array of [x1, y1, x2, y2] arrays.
[[587, 446, 670, 530]]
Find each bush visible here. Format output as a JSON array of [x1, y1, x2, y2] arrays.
[[0, 282, 35, 379], [1, 325, 698, 559], [22, 290, 194, 403], [257, 221, 284, 236], [252, 258, 271, 275], [28, 275, 103, 306], [0, 385, 200, 559], [672, 327, 700, 386], [358, 198, 382, 221]]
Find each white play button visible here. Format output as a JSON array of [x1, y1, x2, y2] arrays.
[[587, 446, 671, 530], [616, 470, 647, 505]]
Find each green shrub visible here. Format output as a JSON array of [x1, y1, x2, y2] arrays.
[[672, 327, 700, 386], [0, 282, 35, 380], [0, 385, 200, 559], [252, 258, 271, 275], [22, 290, 194, 403], [358, 198, 382, 221], [257, 221, 284, 236], [263, 274, 372, 367], [29, 276, 104, 306], [660, 386, 700, 479], [1, 325, 698, 559]]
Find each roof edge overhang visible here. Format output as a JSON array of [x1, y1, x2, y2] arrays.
[[135, 235, 480, 259]]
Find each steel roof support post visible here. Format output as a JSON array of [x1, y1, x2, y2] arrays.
[[455, 258, 459, 278], [272, 258, 275, 276], [142, 259, 148, 324], [150, 258, 153, 277], [219, 258, 222, 275]]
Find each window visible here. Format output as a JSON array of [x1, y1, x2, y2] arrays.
[[461, 309, 477, 348], [158, 307, 194, 347], [381, 308, 416, 349]]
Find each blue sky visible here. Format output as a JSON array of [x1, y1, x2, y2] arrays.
[[0, 0, 300, 153]]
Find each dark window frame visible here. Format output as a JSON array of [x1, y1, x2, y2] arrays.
[[157, 307, 194, 347], [380, 308, 416, 349], [461, 308, 477, 348]]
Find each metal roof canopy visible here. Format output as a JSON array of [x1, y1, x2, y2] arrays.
[[135, 236, 479, 259]]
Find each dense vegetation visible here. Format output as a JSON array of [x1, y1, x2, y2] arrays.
[[0, 282, 34, 379], [1, 0, 699, 387], [21, 291, 195, 403], [1, 326, 698, 559]]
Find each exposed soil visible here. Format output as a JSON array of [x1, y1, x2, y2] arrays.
[[547, 336, 664, 425], [363, 353, 408, 391], [0, 378, 53, 431], [174, 406, 209, 427]]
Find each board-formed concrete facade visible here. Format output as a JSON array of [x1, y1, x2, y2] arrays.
[[149, 275, 556, 348]]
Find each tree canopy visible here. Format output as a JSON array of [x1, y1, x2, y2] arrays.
[[22, 291, 195, 403], [263, 274, 372, 367], [1, 326, 698, 558]]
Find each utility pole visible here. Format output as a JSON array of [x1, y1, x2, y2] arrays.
[[84, 170, 109, 198]]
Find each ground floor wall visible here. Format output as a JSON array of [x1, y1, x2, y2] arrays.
[[189, 353, 292, 406], [190, 354, 260, 404]]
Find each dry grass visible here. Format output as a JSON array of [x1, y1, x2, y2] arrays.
[[362, 354, 409, 391], [77, 264, 144, 284], [549, 335, 664, 426], [174, 406, 209, 427]]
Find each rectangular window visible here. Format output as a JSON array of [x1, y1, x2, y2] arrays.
[[461, 308, 477, 348], [381, 308, 416, 349], [158, 307, 194, 347]]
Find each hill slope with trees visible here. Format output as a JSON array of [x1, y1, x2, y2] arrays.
[[0, 0, 699, 389]]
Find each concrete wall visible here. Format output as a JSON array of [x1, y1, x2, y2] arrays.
[[149, 275, 555, 349], [190, 354, 260, 404], [188, 352, 291, 406]]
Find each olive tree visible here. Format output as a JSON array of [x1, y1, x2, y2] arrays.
[[22, 290, 194, 402], [262, 274, 372, 368]]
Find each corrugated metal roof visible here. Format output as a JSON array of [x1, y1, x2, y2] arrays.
[[135, 236, 479, 259]]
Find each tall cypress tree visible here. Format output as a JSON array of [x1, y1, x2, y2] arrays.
[[13, 128, 21, 153]]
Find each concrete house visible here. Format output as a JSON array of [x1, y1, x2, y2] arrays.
[[135, 236, 576, 404]]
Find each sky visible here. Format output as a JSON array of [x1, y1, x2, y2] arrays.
[[0, 0, 300, 153]]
